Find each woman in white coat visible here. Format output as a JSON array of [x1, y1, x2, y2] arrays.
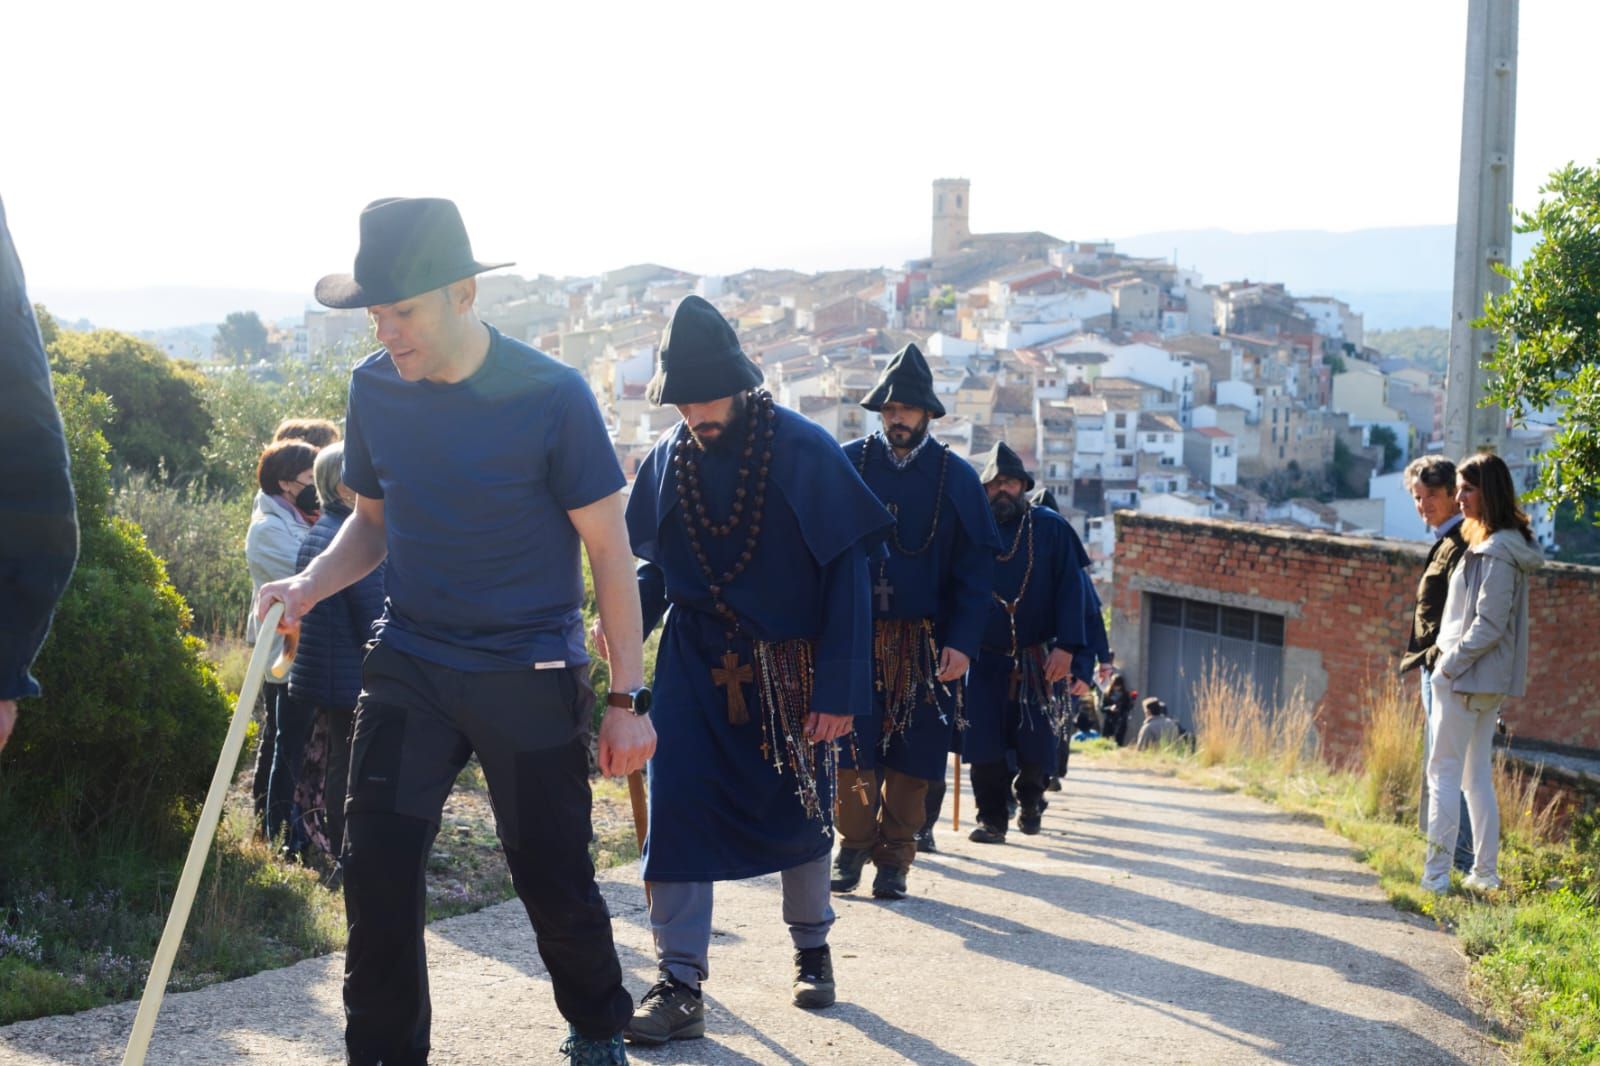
[[1423, 452, 1543, 893]]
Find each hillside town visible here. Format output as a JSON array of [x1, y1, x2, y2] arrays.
[[284, 180, 1559, 575]]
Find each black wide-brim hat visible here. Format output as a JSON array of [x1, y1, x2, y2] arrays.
[[647, 295, 764, 405], [979, 440, 1035, 492], [861, 342, 945, 418], [315, 197, 513, 309]]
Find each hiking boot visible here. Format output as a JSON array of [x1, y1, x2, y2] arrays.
[[1017, 807, 1042, 835], [792, 945, 836, 1008], [872, 865, 908, 901], [623, 976, 704, 1046], [968, 822, 1007, 844], [914, 828, 937, 854], [560, 1026, 627, 1064], [830, 846, 870, 893]]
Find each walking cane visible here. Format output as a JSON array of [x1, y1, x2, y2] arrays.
[[122, 601, 284, 1066], [951, 752, 961, 832], [627, 769, 651, 906]]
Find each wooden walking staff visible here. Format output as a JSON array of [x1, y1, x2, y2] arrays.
[[122, 601, 284, 1066], [627, 769, 651, 906], [952, 752, 961, 832]]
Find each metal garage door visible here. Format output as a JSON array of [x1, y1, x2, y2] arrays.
[[1145, 593, 1284, 732]]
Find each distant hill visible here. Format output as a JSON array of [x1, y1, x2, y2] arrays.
[[30, 286, 310, 333], [33, 226, 1543, 334], [1114, 225, 1538, 330]]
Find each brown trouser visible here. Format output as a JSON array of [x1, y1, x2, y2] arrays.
[[837, 767, 929, 871]]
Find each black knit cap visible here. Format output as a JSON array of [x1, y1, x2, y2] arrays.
[[979, 441, 1035, 492], [860, 342, 945, 418], [646, 295, 764, 405], [314, 197, 513, 309]]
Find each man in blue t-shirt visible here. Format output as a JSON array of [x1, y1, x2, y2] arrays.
[[257, 198, 653, 1066]]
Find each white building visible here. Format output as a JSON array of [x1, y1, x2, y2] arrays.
[[1101, 342, 1196, 426], [1294, 296, 1364, 348], [1183, 426, 1238, 487]]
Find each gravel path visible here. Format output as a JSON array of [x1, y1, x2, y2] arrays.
[[0, 761, 1501, 1065]]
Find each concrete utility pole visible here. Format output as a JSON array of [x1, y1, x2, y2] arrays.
[[1444, 0, 1518, 459]]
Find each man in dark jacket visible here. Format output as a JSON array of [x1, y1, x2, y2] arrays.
[[1400, 454, 1472, 871], [0, 196, 79, 753]]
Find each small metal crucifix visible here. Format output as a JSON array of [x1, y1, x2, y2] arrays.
[[711, 651, 753, 725]]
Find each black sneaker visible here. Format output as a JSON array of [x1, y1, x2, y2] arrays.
[[1017, 808, 1042, 835], [872, 865, 908, 900], [560, 1026, 627, 1065], [968, 822, 1007, 844], [792, 945, 836, 1008], [830, 846, 870, 893], [624, 976, 704, 1046], [914, 829, 937, 854]]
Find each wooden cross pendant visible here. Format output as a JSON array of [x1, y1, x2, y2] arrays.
[[873, 575, 894, 613], [712, 651, 754, 725], [1008, 667, 1022, 701]]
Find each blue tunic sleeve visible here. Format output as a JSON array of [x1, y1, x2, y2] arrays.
[[1049, 517, 1090, 657], [637, 560, 668, 638], [812, 540, 873, 717], [0, 197, 78, 701], [943, 509, 997, 660]]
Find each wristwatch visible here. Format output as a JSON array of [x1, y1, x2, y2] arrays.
[[606, 686, 653, 716]]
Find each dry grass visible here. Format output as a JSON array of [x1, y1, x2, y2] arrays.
[[1190, 659, 1318, 774], [1494, 753, 1566, 847], [1357, 675, 1424, 823]]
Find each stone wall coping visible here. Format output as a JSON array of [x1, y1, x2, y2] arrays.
[[1113, 510, 1600, 582]]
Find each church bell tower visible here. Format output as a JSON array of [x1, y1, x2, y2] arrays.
[[931, 178, 971, 259]]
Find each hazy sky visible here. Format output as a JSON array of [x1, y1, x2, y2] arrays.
[[8, 0, 1598, 296]]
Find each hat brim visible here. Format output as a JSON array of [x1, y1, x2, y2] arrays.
[[980, 463, 1035, 493], [646, 357, 764, 406], [860, 383, 945, 418], [314, 260, 516, 310]]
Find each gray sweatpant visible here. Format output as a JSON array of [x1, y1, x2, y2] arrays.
[[647, 852, 834, 988]]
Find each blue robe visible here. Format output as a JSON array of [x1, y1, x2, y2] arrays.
[[963, 504, 1091, 768], [627, 404, 892, 882], [838, 434, 1000, 779]]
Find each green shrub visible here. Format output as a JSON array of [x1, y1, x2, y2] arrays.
[[47, 328, 212, 483], [0, 373, 232, 857]]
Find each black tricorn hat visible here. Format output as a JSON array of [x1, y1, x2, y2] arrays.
[[860, 342, 945, 418], [315, 197, 514, 310], [1029, 484, 1061, 512], [646, 295, 764, 405], [979, 441, 1035, 492]]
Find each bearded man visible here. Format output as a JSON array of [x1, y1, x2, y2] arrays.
[[600, 296, 891, 1047], [962, 442, 1093, 843], [832, 343, 998, 898]]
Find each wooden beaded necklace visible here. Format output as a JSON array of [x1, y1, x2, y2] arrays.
[[672, 388, 776, 639]]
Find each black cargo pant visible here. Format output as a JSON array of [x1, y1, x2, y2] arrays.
[[970, 760, 1046, 830], [341, 642, 632, 1065]]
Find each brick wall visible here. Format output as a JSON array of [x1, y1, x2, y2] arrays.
[[1110, 512, 1600, 766]]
